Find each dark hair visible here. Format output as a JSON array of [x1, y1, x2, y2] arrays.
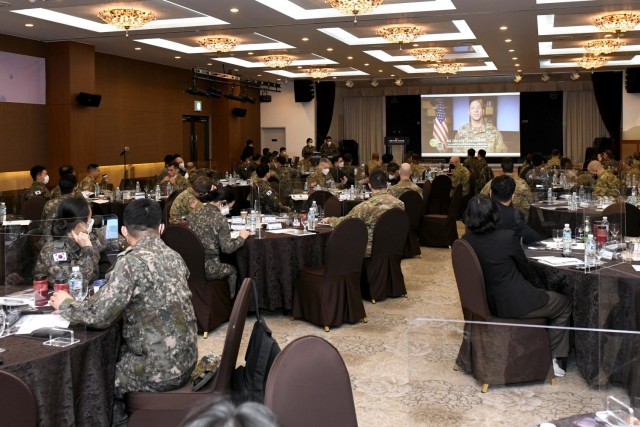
[[560, 157, 572, 169], [259, 156, 270, 165], [325, 136, 332, 141], [467, 148, 476, 157], [252, 153, 261, 161], [276, 156, 287, 166], [202, 186, 236, 204], [241, 154, 252, 162], [490, 174, 516, 203], [369, 169, 387, 190], [331, 154, 342, 164], [192, 177, 215, 195], [551, 148, 560, 157], [164, 154, 176, 165], [279, 147, 286, 152], [382, 153, 393, 164], [52, 197, 90, 238], [256, 163, 270, 178], [87, 163, 99, 172], [59, 175, 78, 195], [123, 199, 162, 236], [306, 138, 313, 143], [262, 148, 270, 156], [387, 162, 399, 173], [500, 157, 514, 173], [246, 139, 254, 146], [167, 161, 179, 169], [59, 164, 75, 177], [182, 399, 278, 427], [343, 153, 353, 163], [463, 195, 501, 234], [30, 165, 46, 181], [478, 149, 487, 158], [531, 153, 544, 167]]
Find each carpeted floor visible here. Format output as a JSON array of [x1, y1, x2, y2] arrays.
[[197, 222, 628, 427]]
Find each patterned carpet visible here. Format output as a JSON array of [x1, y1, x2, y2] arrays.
[[197, 222, 628, 427]]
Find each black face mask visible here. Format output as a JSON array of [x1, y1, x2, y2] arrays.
[[449, 164, 456, 170]]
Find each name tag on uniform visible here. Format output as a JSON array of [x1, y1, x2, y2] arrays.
[[52, 252, 67, 262], [35, 190, 42, 195], [266, 190, 273, 196]]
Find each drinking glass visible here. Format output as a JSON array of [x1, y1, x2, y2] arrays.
[[552, 229, 563, 248], [0, 308, 6, 351], [609, 223, 620, 242]]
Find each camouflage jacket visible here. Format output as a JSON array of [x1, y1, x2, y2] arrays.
[[298, 158, 312, 173], [327, 191, 404, 256], [50, 185, 62, 199], [319, 142, 339, 158], [170, 187, 202, 224], [24, 181, 51, 200], [187, 203, 245, 280], [301, 145, 315, 157], [186, 168, 217, 185], [42, 194, 74, 221], [34, 236, 100, 287], [410, 163, 426, 179], [388, 180, 423, 199], [59, 236, 197, 390], [255, 180, 290, 214], [546, 157, 561, 168], [463, 157, 481, 178], [162, 174, 190, 194], [592, 170, 621, 198], [454, 122, 507, 153], [79, 176, 98, 192], [476, 163, 494, 195], [235, 166, 252, 180], [306, 170, 334, 190], [480, 175, 532, 213], [451, 165, 471, 197]]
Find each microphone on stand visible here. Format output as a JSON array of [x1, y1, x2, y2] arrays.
[[120, 147, 130, 156], [120, 147, 129, 180]]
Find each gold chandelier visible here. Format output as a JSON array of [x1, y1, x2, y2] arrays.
[[304, 68, 334, 79], [261, 55, 294, 68], [411, 47, 447, 62], [97, 8, 156, 36], [583, 38, 625, 55], [592, 11, 640, 33], [197, 36, 238, 53], [325, 0, 384, 23], [432, 62, 462, 74], [577, 55, 609, 69], [379, 25, 422, 49]]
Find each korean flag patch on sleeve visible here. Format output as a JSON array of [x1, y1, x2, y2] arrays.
[[53, 252, 68, 262], [266, 190, 273, 197]]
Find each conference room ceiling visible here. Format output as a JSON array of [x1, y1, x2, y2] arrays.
[[1, 0, 639, 86]]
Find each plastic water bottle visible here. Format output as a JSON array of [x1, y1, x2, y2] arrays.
[[155, 185, 161, 201], [584, 234, 597, 268], [583, 217, 591, 241], [115, 187, 122, 202], [249, 210, 257, 233], [308, 201, 317, 231], [69, 266, 87, 301], [632, 185, 638, 205], [547, 187, 553, 202], [94, 182, 100, 196], [578, 185, 586, 202], [601, 216, 609, 239], [562, 223, 572, 256], [0, 202, 6, 223], [166, 182, 173, 196], [135, 181, 141, 193]]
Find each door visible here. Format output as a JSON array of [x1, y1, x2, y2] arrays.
[[182, 115, 210, 168]]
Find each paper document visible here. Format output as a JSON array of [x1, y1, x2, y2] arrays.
[[531, 256, 583, 266], [2, 220, 31, 226], [15, 314, 70, 335]]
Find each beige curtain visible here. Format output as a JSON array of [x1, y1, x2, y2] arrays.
[[342, 96, 385, 167], [564, 89, 608, 167]]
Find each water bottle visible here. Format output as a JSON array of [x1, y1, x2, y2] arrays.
[[547, 187, 553, 202], [69, 266, 87, 301], [0, 202, 6, 223], [562, 223, 572, 255], [304, 181, 309, 192], [570, 191, 578, 210], [601, 216, 609, 239], [308, 201, 317, 231], [135, 181, 141, 193], [166, 182, 173, 196], [579, 185, 585, 202], [155, 184, 162, 201], [94, 182, 100, 196], [115, 186, 122, 202], [583, 216, 591, 240], [632, 185, 638, 205], [584, 234, 597, 268], [249, 210, 257, 233]]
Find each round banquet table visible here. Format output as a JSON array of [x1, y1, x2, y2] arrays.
[[0, 324, 120, 427], [235, 226, 333, 311], [525, 246, 640, 395], [528, 202, 605, 239]]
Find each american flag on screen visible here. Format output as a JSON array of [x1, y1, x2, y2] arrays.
[[433, 99, 449, 146]]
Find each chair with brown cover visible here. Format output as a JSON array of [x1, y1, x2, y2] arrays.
[[451, 239, 554, 392], [162, 188, 185, 225], [399, 190, 423, 258], [0, 370, 37, 427], [419, 185, 462, 248], [125, 278, 253, 426], [307, 190, 334, 209], [425, 174, 452, 215], [361, 208, 409, 303], [162, 225, 232, 338], [422, 180, 432, 213], [20, 196, 46, 222], [264, 336, 358, 427], [322, 194, 341, 217], [292, 218, 368, 331], [602, 202, 640, 237]]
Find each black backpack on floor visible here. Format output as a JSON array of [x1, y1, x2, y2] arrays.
[[232, 280, 281, 403]]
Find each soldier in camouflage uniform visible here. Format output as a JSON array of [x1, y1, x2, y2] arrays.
[[476, 149, 494, 194], [159, 161, 190, 194], [480, 158, 532, 217], [169, 177, 215, 224], [324, 170, 404, 257], [24, 165, 51, 200], [319, 136, 339, 158], [388, 163, 423, 199], [254, 164, 290, 214], [34, 197, 99, 287], [79, 163, 102, 192], [187, 187, 250, 295], [409, 154, 426, 180], [453, 99, 507, 153], [449, 156, 471, 197], [306, 157, 335, 190], [302, 138, 315, 158], [463, 148, 481, 181], [50, 164, 75, 199], [49, 199, 197, 426], [188, 167, 218, 185], [589, 160, 621, 198], [546, 149, 561, 169], [235, 155, 252, 180]]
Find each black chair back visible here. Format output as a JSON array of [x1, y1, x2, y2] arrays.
[[451, 239, 492, 321], [399, 190, 423, 232], [427, 175, 452, 215], [308, 190, 334, 208], [422, 180, 432, 212], [602, 202, 640, 237], [323, 195, 341, 217], [371, 208, 409, 257], [325, 218, 367, 277], [0, 370, 37, 427], [162, 225, 206, 282], [20, 196, 46, 221]]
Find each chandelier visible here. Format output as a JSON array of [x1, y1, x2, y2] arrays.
[[197, 36, 238, 53], [379, 25, 422, 49], [583, 38, 625, 55], [411, 47, 447, 62], [97, 8, 156, 36], [261, 55, 294, 68], [592, 11, 640, 34], [304, 68, 334, 79], [325, 0, 384, 23], [432, 62, 462, 74], [577, 55, 609, 70]]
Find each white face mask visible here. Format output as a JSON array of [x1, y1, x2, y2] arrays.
[[322, 168, 330, 175], [86, 218, 94, 234], [42, 175, 50, 185], [179, 162, 185, 170], [220, 206, 230, 216], [338, 162, 344, 168], [389, 174, 396, 181]]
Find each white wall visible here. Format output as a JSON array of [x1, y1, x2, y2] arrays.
[[260, 83, 316, 158], [623, 70, 640, 139]]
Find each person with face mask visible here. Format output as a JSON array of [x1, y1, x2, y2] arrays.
[[255, 163, 291, 214], [320, 136, 339, 158], [49, 199, 198, 426], [302, 138, 315, 158], [386, 162, 400, 186], [25, 164, 52, 200], [305, 157, 333, 191], [187, 187, 250, 297], [329, 155, 349, 188], [34, 196, 99, 288], [174, 156, 187, 176]]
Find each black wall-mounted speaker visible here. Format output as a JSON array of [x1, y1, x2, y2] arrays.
[[294, 79, 314, 102], [232, 107, 247, 117], [76, 92, 102, 107], [259, 94, 272, 102], [625, 68, 640, 93]]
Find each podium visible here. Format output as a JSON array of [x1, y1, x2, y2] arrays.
[[384, 136, 409, 163]]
